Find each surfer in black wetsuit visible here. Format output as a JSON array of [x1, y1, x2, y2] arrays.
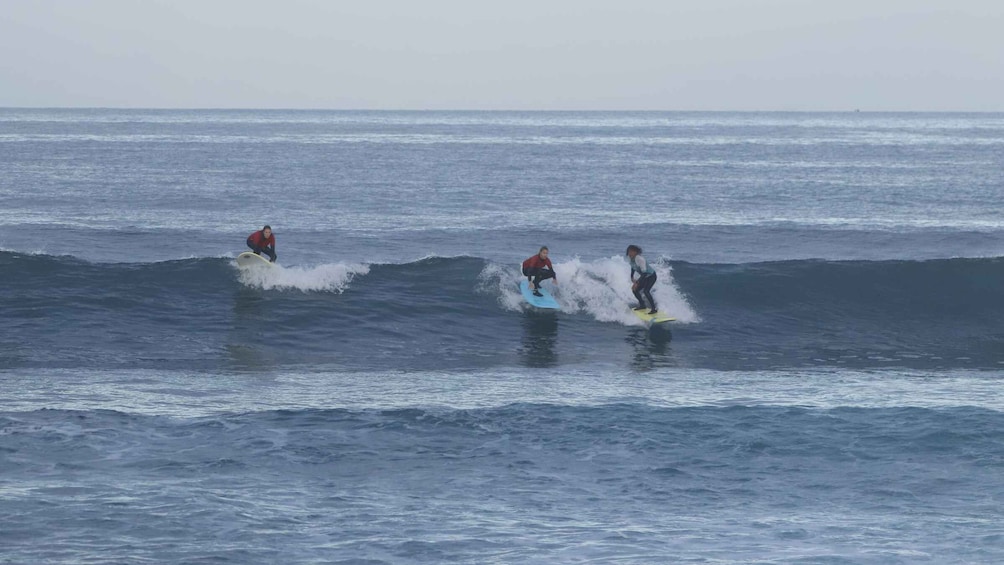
[[246, 225, 277, 262], [627, 244, 658, 314]]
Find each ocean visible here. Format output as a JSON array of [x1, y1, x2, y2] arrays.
[[2, 109, 1003, 563]]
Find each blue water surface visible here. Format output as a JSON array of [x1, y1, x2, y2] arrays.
[[2, 110, 1003, 563]]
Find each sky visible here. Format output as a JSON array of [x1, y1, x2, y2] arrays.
[[1, 0, 1002, 110]]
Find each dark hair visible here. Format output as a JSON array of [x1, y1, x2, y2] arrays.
[[626, 245, 642, 255], [539, 246, 549, 253], [263, 225, 272, 231]]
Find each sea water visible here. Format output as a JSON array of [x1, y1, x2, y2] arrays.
[[2, 110, 1003, 563]]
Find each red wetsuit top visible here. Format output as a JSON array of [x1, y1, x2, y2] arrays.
[[247, 230, 275, 249], [522, 255, 554, 271]]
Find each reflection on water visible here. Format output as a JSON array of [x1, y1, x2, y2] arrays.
[[227, 289, 275, 371], [518, 311, 559, 368], [626, 325, 675, 371]]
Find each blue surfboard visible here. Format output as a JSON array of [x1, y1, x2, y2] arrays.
[[519, 280, 560, 310]]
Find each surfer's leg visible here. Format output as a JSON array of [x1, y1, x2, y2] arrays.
[[536, 270, 555, 288], [632, 284, 646, 309], [523, 267, 544, 294], [641, 274, 657, 312], [522, 266, 535, 285], [525, 267, 543, 289]]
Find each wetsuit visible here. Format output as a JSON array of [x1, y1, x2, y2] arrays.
[[522, 254, 556, 291], [630, 254, 657, 312], [246, 230, 277, 262]]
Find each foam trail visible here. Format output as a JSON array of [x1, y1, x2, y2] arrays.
[[0, 246, 56, 257], [236, 261, 369, 292]]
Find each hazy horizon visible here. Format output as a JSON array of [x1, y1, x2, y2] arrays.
[[2, 0, 1002, 111], [4, 107, 1004, 114]]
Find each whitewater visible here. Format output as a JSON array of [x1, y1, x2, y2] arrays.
[[2, 109, 1004, 564]]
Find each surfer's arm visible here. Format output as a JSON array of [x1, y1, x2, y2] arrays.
[[635, 255, 648, 273]]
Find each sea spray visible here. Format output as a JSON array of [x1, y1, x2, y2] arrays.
[[236, 261, 369, 292]]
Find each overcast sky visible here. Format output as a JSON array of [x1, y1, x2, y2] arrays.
[[1, 0, 1001, 110]]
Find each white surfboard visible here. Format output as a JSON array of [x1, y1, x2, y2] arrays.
[[236, 252, 274, 268]]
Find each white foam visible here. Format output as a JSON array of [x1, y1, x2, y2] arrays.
[[477, 261, 525, 312], [236, 261, 369, 292], [480, 256, 699, 325], [0, 246, 51, 257]]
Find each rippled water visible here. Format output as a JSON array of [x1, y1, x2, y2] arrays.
[[2, 109, 1003, 563]]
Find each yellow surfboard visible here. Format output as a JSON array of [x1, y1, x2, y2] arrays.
[[236, 251, 274, 268], [632, 309, 675, 324]]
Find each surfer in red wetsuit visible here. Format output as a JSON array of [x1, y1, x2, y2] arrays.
[[522, 246, 557, 297], [246, 225, 277, 262]]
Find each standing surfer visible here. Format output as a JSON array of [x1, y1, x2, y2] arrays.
[[627, 244, 657, 314], [522, 246, 557, 297], [247, 225, 277, 263]]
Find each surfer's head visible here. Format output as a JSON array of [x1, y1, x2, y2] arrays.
[[538, 246, 549, 259], [626, 245, 641, 257], [263, 225, 272, 238]]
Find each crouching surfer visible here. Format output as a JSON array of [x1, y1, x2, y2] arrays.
[[247, 225, 277, 263], [626, 244, 657, 315], [522, 246, 557, 297]]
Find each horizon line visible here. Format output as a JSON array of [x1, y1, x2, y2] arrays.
[[2, 106, 1004, 114]]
